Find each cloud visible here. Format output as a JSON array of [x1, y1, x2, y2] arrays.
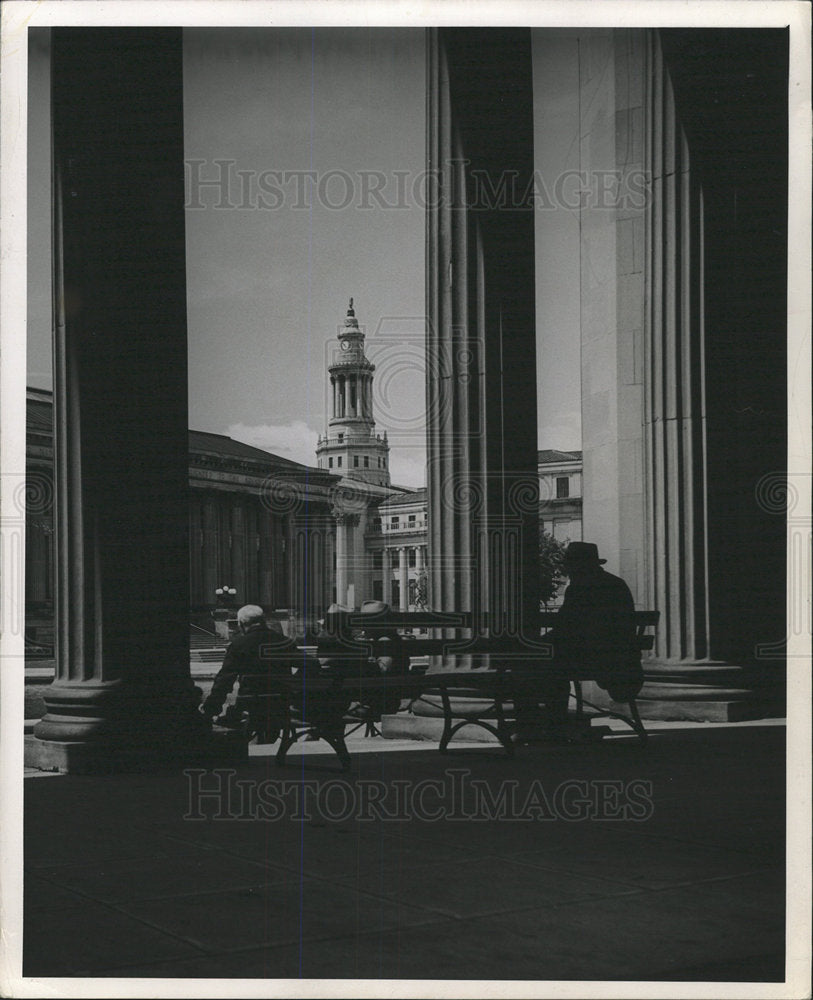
[[389, 451, 426, 490], [538, 413, 581, 453], [227, 421, 320, 466]]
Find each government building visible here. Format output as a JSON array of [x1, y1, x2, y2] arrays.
[[25, 299, 584, 649], [21, 28, 787, 759]]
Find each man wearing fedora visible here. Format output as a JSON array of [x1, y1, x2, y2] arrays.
[[514, 541, 642, 741], [357, 599, 410, 716]]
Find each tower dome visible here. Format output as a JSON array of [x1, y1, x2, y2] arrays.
[[315, 299, 390, 487]]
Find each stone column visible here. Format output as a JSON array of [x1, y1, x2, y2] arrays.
[[577, 29, 784, 720], [201, 498, 218, 601], [399, 547, 409, 611], [28, 28, 201, 771], [382, 548, 392, 605], [635, 31, 756, 718], [426, 29, 539, 656], [350, 510, 369, 607], [189, 497, 203, 606], [258, 507, 273, 607], [334, 514, 349, 608]]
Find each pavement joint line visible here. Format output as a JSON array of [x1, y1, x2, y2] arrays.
[[593, 826, 786, 860], [503, 857, 659, 891], [84, 914, 460, 977], [78, 898, 453, 975], [24, 874, 216, 958]]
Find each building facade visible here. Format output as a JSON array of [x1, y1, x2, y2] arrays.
[[538, 449, 583, 543], [25, 388, 341, 646]]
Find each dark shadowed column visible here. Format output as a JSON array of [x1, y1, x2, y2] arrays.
[[28, 29, 202, 771], [425, 28, 539, 668]]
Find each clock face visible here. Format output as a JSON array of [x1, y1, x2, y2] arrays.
[[341, 340, 350, 351]]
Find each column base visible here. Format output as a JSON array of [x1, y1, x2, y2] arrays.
[[24, 726, 247, 774], [582, 659, 786, 723]]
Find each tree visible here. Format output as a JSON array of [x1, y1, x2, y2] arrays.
[[413, 568, 429, 610], [539, 530, 567, 607]]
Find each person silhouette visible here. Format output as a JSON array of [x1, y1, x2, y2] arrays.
[[514, 542, 642, 740]]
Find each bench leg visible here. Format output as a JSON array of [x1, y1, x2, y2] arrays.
[[627, 699, 648, 745], [573, 680, 584, 716], [321, 729, 352, 771], [438, 684, 514, 758], [275, 725, 297, 767], [493, 674, 515, 757], [438, 687, 454, 753]]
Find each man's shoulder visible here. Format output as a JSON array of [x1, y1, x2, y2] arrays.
[[230, 625, 293, 649], [598, 570, 635, 604]]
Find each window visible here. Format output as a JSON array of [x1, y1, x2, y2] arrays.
[[354, 456, 359, 468], [391, 516, 399, 526], [328, 457, 333, 468], [364, 456, 369, 468], [373, 551, 383, 569], [391, 550, 399, 568], [372, 580, 383, 601], [408, 548, 416, 568], [556, 476, 569, 499], [337, 456, 342, 468], [338, 433, 344, 442], [408, 579, 417, 604], [391, 580, 400, 605], [408, 514, 416, 523]]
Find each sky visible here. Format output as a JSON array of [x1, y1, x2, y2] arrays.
[[27, 28, 582, 489]]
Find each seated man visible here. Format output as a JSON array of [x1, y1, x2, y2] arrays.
[[200, 605, 299, 736], [290, 604, 359, 730], [356, 599, 410, 716], [514, 542, 643, 738]]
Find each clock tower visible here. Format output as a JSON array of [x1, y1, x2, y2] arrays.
[[316, 299, 390, 487]]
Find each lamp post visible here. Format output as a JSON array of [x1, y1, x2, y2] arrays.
[[212, 586, 238, 640], [214, 586, 237, 609]]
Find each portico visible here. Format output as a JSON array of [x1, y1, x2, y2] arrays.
[[25, 25, 788, 772]]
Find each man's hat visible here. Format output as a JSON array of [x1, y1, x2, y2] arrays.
[[562, 542, 607, 566], [360, 599, 390, 615]]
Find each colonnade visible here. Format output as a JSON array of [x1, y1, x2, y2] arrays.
[[331, 372, 373, 420]]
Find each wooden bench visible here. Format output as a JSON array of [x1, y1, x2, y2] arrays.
[[227, 608, 659, 769]]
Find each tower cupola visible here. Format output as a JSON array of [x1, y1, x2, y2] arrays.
[[315, 298, 390, 487]]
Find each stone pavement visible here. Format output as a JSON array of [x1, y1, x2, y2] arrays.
[[22, 720, 787, 985]]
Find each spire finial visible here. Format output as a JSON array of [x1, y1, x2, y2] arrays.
[[348, 297, 354, 317]]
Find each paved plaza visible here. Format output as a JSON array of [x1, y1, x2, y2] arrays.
[[20, 719, 788, 987]]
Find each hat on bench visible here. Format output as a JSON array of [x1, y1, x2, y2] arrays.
[[563, 541, 607, 566], [360, 600, 390, 615]]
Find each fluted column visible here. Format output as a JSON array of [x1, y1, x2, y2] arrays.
[[399, 547, 409, 611], [334, 515, 349, 608], [382, 548, 392, 604], [633, 32, 749, 716], [28, 28, 201, 771], [425, 29, 539, 658], [200, 498, 217, 601]]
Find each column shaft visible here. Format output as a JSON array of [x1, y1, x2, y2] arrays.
[[399, 548, 409, 611], [31, 29, 198, 768], [382, 548, 392, 605]]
